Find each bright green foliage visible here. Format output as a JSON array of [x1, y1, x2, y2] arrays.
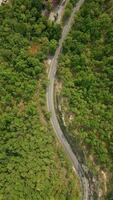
[[49, 39, 58, 55], [0, 0, 81, 199], [57, 0, 113, 198]]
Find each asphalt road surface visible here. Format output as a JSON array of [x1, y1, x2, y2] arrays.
[[46, 0, 93, 200], [0, 0, 93, 199]]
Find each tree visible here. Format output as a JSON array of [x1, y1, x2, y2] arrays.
[[49, 39, 57, 55]]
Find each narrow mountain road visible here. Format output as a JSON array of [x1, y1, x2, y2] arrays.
[[46, 0, 93, 200]]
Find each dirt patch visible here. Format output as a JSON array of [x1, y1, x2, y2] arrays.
[[28, 43, 40, 56], [101, 170, 107, 193], [55, 80, 62, 95], [17, 100, 25, 116], [98, 170, 107, 198]]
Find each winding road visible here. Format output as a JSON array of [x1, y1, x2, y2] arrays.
[[46, 0, 93, 200], [0, 0, 94, 199]]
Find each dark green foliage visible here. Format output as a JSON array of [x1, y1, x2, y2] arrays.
[[0, 0, 81, 199], [57, 0, 113, 197]]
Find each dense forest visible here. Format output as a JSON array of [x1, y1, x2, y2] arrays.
[[57, 0, 113, 199], [0, 0, 81, 199]]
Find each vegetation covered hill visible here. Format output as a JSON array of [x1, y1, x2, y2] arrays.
[[57, 0, 113, 199], [0, 0, 81, 199]]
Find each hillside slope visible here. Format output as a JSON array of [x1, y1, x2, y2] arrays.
[[0, 0, 81, 199], [57, 0, 113, 199]]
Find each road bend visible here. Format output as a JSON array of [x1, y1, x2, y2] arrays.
[[46, 0, 92, 200]]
